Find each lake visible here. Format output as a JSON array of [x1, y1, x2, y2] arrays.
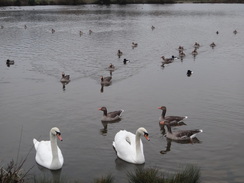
[[0, 3, 244, 183]]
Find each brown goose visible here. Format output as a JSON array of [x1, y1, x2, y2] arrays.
[[163, 122, 203, 142], [98, 107, 124, 122], [60, 72, 70, 83], [158, 106, 187, 126], [100, 76, 112, 86]]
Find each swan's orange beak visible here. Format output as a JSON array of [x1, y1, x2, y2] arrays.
[[144, 134, 150, 141], [157, 107, 161, 110], [57, 134, 63, 141]]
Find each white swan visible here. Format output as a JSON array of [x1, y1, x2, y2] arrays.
[[33, 127, 64, 170], [112, 127, 150, 164]]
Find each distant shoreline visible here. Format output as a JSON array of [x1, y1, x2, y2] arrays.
[[0, 0, 243, 6]]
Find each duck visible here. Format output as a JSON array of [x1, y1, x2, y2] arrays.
[[158, 106, 187, 126], [51, 29, 55, 33], [162, 122, 203, 142], [113, 127, 150, 164], [210, 42, 216, 48], [233, 30, 237, 34], [187, 70, 193, 77], [151, 25, 155, 30], [117, 50, 123, 57], [33, 127, 64, 170], [60, 72, 70, 83], [100, 76, 112, 86], [98, 107, 124, 122], [6, 59, 15, 66], [123, 58, 130, 64]]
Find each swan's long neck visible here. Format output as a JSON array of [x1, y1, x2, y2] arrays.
[[135, 131, 144, 162], [50, 134, 61, 168], [161, 109, 166, 118]]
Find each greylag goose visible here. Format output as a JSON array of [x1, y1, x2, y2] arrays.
[[132, 42, 138, 48], [210, 42, 216, 48], [192, 48, 198, 55], [60, 72, 70, 83], [100, 76, 112, 86], [158, 106, 187, 126], [117, 50, 123, 57], [107, 64, 115, 71], [193, 42, 200, 48], [98, 107, 124, 122], [163, 122, 203, 142]]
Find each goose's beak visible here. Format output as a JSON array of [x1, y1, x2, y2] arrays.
[[159, 121, 165, 125]]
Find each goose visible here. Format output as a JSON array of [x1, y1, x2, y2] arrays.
[[100, 76, 112, 86], [162, 122, 203, 142], [210, 42, 216, 48], [51, 29, 55, 33], [179, 51, 186, 58], [113, 127, 150, 164], [107, 64, 115, 71], [193, 42, 200, 48], [132, 42, 138, 48], [158, 106, 187, 126], [187, 70, 193, 77], [233, 30, 237, 34], [151, 25, 155, 30], [117, 50, 123, 57], [33, 127, 64, 170], [98, 107, 124, 122], [60, 72, 70, 83], [192, 48, 198, 55]]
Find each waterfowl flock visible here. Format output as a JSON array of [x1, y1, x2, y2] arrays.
[[1, 22, 240, 171]]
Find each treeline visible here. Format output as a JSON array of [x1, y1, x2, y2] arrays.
[[0, 0, 243, 6]]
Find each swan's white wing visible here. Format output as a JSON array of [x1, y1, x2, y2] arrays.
[[113, 130, 138, 163], [34, 140, 52, 168]]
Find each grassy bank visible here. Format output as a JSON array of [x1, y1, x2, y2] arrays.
[[1, 160, 200, 183], [0, 0, 243, 6]]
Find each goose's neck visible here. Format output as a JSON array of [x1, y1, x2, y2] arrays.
[[50, 134, 60, 167], [103, 109, 107, 116], [161, 109, 166, 118]]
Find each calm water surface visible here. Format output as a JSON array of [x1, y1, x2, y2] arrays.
[[0, 4, 244, 183]]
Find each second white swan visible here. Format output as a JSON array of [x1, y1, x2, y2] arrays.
[[112, 127, 150, 164]]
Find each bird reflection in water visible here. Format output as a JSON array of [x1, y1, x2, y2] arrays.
[[100, 119, 121, 136], [160, 138, 201, 155]]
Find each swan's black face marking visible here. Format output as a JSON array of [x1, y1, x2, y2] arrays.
[[144, 132, 149, 136], [56, 131, 61, 136]]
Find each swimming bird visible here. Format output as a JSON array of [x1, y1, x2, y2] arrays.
[[51, 29, 55, 33], [100, 76, 112, 86], [117, 50, 123, 57], [98, 107, 124, 122], [113, 127, 150, 164], [60, 72, 70, 83], [158, 106, 187, 126], [33, 127, 64, 170], [210, 42, 216, 48], [187, 70, 193, 77], [123, 58, 130, 64], [162, 122, 203, 142], [192, 48, 198, 55], [132, 42, 138, 48], [151, 25, 155, 30], [6, 59, 15, 66], [193, 42, 200, 48], [107, 64, 115, 71]]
